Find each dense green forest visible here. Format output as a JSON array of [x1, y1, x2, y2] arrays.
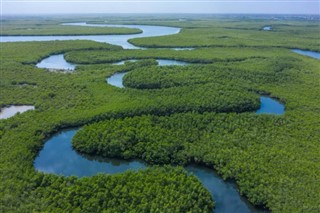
[[1, 15, 319, 212]]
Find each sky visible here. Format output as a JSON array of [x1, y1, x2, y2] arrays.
[[1, 0, 320, 15]]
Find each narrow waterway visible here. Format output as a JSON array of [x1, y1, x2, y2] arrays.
[[34, 128, 266, 213], [291, 49, 320, 59], [36, 54, 76, 71]]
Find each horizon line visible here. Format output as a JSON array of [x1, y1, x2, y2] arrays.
[[2, 12, 320, 16]]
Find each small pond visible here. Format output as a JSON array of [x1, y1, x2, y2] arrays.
[[0, 105, 35, 119], [262, 26, 272, 31], [256, 96, 284, 115], [34, 128, 266, 213], [36, 54, 76, 71], [106, 72, 128, 88], [291, 49, 320, 60]]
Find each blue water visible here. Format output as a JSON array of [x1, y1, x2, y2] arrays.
[[1, 22, 180, 50], [291, 49, 320, 60], [34, 129, 146, 177], [34, 128, 265, 213], [157, 59, 190, 66], [256, 96, 285, 115], [106, 72, 128, 88], [36, 54, 76, 70]]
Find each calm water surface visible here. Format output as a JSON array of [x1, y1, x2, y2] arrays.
[[1, 22, 180, 50], [36, 54, 76, 70], [107, 72, 128, 88], [157, 59, 190, 66], [256, 96, 284, 115], [291, 49, 320, 59], [34, 128, 266, 213], [0, 105, 35, 119]]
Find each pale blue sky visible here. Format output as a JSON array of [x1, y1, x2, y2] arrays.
[[2, 0, 320, 15]]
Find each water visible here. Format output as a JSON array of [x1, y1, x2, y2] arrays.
[[186, 165, 266, 213], [34, 128, 266, 213], [262, 26, 272, 31], [256, 96, 285, 115], [1, 22, 180, 50], [112, 59, 138, 65], [157, 59, 190, 66], [291, 49, 320, 60], [34, 129, 146, 177], [107, 60, 190, 88], [0, 105, 35, 119], [173, 47, 195, 50], [106, 72, 128, 88], [112, 59, 190, 66], [36, 54, 76, 70]]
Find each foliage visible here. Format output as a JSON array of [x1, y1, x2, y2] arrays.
[[128, 20, 320, 51], [31, 166, 213, 212], [72, 111, 320, 211], [1, 15, 320, 213]]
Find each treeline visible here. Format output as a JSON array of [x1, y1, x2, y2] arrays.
[[30, 166, 213, 212], [122, 61, 297, 90], [64, 47, 288, 64]]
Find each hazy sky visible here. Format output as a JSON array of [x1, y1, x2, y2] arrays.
[[2, 0, 320, 15]]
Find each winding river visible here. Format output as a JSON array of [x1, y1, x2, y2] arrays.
[[291, 49, 320, 60], [1, 22, 181, 50], [36, 54, 76, 71], [3, 22, 276, 212], [34, 128, 266, 213]]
